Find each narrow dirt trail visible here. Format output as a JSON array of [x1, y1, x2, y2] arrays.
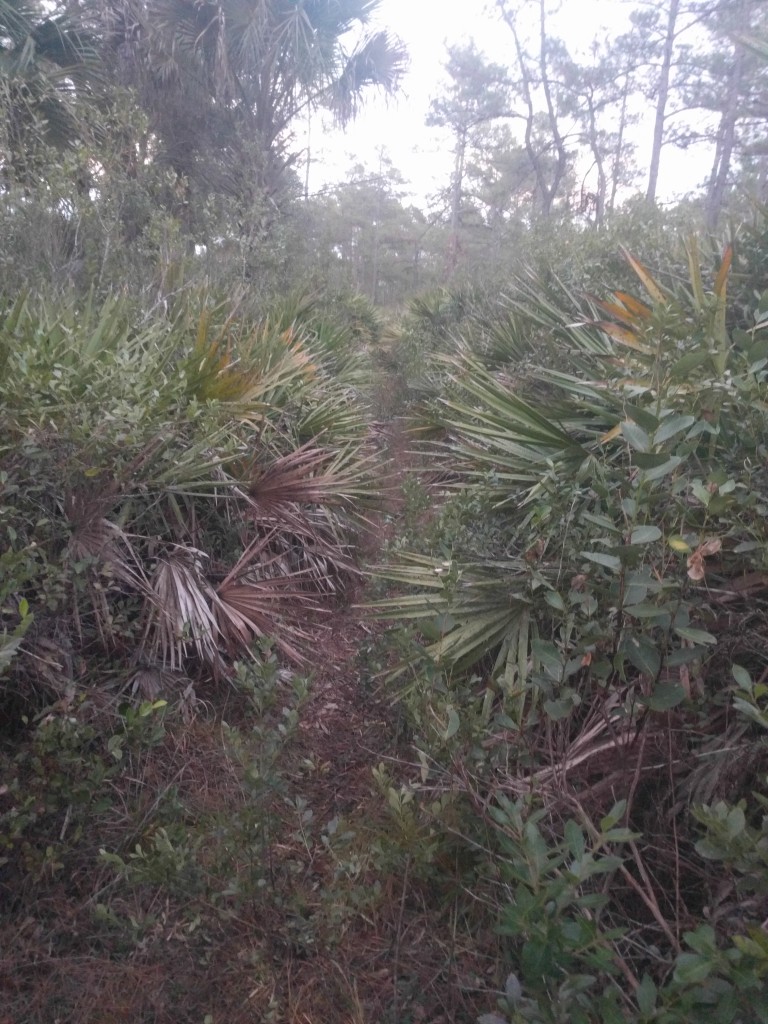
[[296, 417, 409, 802], [249, 417, 487, 1024]]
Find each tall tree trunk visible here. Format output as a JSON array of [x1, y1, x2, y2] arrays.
[[498, 2, 550, 216], [584, 87, 606, 228], [304, 107, 311, 202], [537, 0, 567, 215], [497, 0, 567, 217], [705, 30, 746, 231], [372, 150, 383, 301], [448, 126, 467, 278], [609, 69, 631, 213], [647, 0, 680, 203]]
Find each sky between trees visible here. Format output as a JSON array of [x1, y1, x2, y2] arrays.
[[310, 0, 766, 215]]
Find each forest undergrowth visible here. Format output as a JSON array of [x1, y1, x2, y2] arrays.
[[3, 1, 768, 1019], [0, 340, 500, 1024], [4, 243, 768, 1024]]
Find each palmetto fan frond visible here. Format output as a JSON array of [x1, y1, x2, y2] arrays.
[[139, 545, 316, 674], [0, 0, 101, 171], [374, 246, 755, 698], [214, 577, 315, 664], [370, 553, 536, 678], [330, 28, 408, 124], [141, 549, 223, 674], [245, 443, 375, 510]]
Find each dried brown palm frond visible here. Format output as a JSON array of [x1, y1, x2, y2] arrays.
[[138, 536, 326, 676], [123, 666, 202, 721], [219, 528, 328, 617], [487, 692, 646, 806], [66, 514, 149, 593], [140, 548, 226, 677], [247, 445, 347, 508], [230, 481, 360, 599], [671, 716, 764, 811], [213, 577, 317, 665], [232, 532, 348, 597], [279, 535, 354, 598], [243, 442, 377, 510], [16, 633, 76, 702], [65, 494, 151, 647]]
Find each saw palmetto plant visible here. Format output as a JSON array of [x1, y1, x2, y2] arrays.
[[0, 289, 377, 702], [372, 244, 768, 1018]]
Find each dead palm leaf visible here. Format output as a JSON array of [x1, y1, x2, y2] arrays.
[[140, 549, 226, 676], [245, 442, 373, 509], [214, 579, 315, 665]]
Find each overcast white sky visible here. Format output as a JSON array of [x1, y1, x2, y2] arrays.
[[306, 0, 712, 206]]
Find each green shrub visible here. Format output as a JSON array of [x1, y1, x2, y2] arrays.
[[374, 242, 768, 1021], [0, 289, 376, 720]]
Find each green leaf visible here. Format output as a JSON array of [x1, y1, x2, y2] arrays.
[[667, 645, 707, 666], [107, 734, 124, 761], [565, 820, 585, 861], [621, 421, 650, 452], [623, 582, 650, 606], [636, 974, 657, 1016], [726, 805, 745, 838], [581, 551, 622, 571], [630, 525, 662, 545], [624, 602, 669, 619], [655, 415, 695, 444], [504, 973, 522, 1005], [683, 924, 717, 955], [621, 497, 637, 516], [674, 626, 717, 645], [690, 480, 711, 507], [641, 456, 682, 482], [622, 635, 661, 678], [732, 327, 752, 350], [632, 451, 675, 469], [532, 638, 564, 673], [581, 512, 622, 533], [545, 591, 565, 611], [732, 697, 768, 728], [599, 994, 627, 1024], [600, 800, 627, 831], [670, 350, 709, 377], [444, 707, 460, 740], [624, 405, 660, 433], [638, 681, 687, 711], [600, 827, 640, 843], [673, 952, 713, 985], [544, 697, 573, 720], [732, 664, 752, 691]]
